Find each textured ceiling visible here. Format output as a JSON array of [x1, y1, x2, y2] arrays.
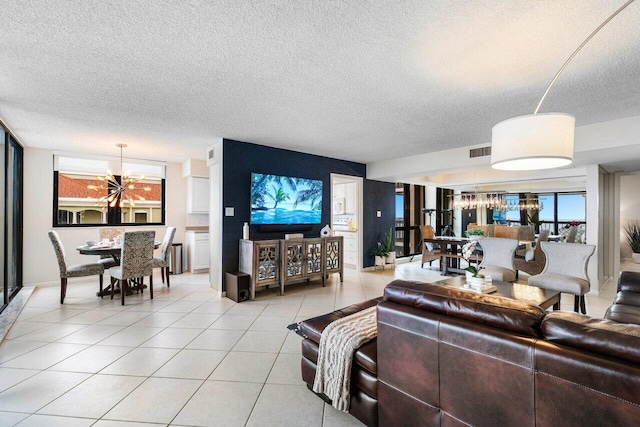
[[1, 0, 639, 164]]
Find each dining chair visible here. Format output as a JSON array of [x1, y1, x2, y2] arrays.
[[109, 230, 156, 305], [48, 230, 105, 304], [477, 237, 518, 282], [97, 227, 125, 269], [152, 227, 176, 287], [514, 229, 550, 277], [420, 225, 442, 268], [528, 242, 595, 314]]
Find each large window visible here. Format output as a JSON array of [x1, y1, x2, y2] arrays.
[[53, 155, 166, 227]]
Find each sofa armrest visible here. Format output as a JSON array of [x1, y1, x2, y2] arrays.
[[618, 271, 640, 293], [542, 311, 640, 365]]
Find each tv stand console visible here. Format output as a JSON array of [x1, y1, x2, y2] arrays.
[[239, 236, 344, 300]]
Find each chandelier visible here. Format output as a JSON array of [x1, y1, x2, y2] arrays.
[[87, 143, 146, 207], [449, 193, 543, 212], [504, 197, 543, 212], [449, 193, 506, 211]]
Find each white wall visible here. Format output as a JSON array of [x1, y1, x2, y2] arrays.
[[23, 147, 188, 286]]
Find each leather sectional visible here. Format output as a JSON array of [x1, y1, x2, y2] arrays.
[[299, 277, 640, 426]]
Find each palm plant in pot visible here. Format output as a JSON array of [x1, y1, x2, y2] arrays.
[[369, 242, 388, 267], [625, 222, 640, 263], [384, 227, 396, 264]]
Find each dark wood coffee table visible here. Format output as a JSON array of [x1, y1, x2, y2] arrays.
[[438, 275, 561, 310]]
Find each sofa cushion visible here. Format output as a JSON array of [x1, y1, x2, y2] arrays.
[[618, 271, 640, 293], [604, 303, 640, 325], [612, 291, 640, 308], [528, 273, 589, 295], [383, 280, 546, 337], [542, 311, 640, 364]]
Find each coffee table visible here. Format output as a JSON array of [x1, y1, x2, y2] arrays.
[[438, 275, 561, 310]]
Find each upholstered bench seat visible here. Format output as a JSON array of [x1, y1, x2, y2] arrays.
[[528, 273, 590, 295], [299, 297, 381, 427], [481, 266, 515, 282]]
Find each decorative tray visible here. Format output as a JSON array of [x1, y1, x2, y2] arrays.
[[460, 284, 497, 294]]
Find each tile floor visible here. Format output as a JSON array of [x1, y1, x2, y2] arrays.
[[0, 259, 623, 426]]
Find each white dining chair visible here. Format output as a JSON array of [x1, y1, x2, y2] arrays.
[[152, 227, 176, 287]]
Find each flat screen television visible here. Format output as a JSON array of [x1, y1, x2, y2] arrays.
[[250, 173, 323, 225]]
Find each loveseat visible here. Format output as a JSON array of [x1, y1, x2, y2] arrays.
[[299, 279, 640, 426]]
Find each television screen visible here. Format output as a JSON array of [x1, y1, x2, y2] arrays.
[[250, 173, 323, 225]]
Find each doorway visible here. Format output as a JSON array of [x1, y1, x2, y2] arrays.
[[330, 174, 363, 271]]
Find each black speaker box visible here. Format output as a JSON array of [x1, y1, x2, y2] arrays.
[[225, 271, 251, 303]]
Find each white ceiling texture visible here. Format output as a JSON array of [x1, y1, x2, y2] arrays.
[[1, 1, 639, 187]]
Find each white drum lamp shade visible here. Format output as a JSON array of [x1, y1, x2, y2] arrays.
[[491, 113, 575, 171]]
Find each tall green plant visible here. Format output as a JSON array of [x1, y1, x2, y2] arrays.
[[384, 227, 395, 253], [625, 222, 640, 253]]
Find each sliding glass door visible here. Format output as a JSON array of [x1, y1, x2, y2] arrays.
[[1, 125, 23, 313]]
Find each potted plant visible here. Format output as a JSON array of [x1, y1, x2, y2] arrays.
[[465, 228, 485, 241], [625, 222, 640, 263], [384, 227, 396, 264], [369, 242, 388, 267], [462, 241, 484, 283]]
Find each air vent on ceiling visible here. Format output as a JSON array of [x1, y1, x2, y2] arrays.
[[470, 146, 491, 158], [206, 146, 216, 166]]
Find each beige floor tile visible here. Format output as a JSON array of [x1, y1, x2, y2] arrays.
[[15, 307, 55, 321], [186, 329, 244, 351], [158, 301, 206, 313], [0, 340, 47, 364], [169, 313, 221, 329], [140, 327, 201, 349], [27, 308, 87, 323], [121, 298, 175, 312], [280, 332, 303, 354], [192, 299, 236, 314], [100, 347, 179, 376], [38, 374, 145, 419], [1, 342, 88, 370], [96, 310, 153, 326], [232, 330, 287, 353], [153, 349, 227, 379], [208, 313, 257, 330], [5, 321, 53, 340], [56, 324, 125, 344], [246, 384, 324, 427], [49, 345, 133, 373], [226, 302, 267, 316], [209, 351, 277, 383], [59, 309, 121, 324], [0, 411, 29, 426], [173, 380, 262, 427], [0, 367, 40, 392], [261, 304, 301, 316], [0, 370, 90, 413], [16, 414, 97, 426], [266, 353, 307, 386], [323, 402, 366, 426], [104, 377, 202, 424], [93, 421, 164, 427], [178, 291, 217, 302], [98, 326, 164, 347], [248, 314, 296, 332], [12, 323, 87, 343], [131, 312, 186, 327]]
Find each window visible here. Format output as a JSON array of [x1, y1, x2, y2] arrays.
[[53, 154, 166, 227]]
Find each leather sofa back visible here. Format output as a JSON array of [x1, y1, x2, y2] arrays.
[[384, 280, 546, 337]]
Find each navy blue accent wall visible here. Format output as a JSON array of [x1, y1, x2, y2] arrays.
[[222, 139, 395, 289]]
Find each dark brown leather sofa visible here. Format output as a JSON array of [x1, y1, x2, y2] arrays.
[[300, 279, 640, 427], [605, 270, 640, 323]]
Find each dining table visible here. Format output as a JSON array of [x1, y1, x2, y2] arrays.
[[77, 240, 161, 297]]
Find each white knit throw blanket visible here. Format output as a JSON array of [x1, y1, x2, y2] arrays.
[[312, 306, 378, 412]]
